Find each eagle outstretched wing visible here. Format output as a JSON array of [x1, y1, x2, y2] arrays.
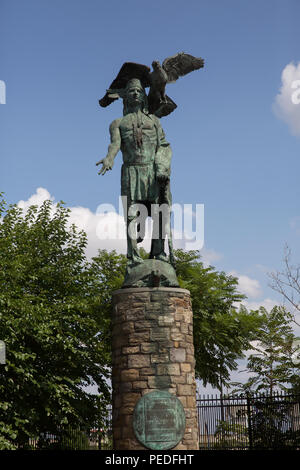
[[162, 52, 204, 83]]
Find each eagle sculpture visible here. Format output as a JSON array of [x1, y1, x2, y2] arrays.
[[99, 52, 204, 117]]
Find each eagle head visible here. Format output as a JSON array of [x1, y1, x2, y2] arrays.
[[152, 60, 161, 70]]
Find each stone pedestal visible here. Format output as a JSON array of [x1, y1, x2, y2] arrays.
[[112, 287, 199, 450]]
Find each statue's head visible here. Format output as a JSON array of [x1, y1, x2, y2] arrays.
[[123, 78, 148, 114]]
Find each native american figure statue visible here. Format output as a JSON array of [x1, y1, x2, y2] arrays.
[[97, 53, 204, 287]]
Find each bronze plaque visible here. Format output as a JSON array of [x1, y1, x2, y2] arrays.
[[133, 391, 186, 450]]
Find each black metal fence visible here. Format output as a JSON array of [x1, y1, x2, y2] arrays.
[[22, 392, 300, 450], [197, 392, 300, 450], [28, 427, 112, 450], [26, 408, 113, 450]]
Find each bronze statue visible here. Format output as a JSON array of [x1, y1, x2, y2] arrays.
[[97, 53, 204, 287]]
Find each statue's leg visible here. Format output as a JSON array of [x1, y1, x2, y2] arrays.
[[150, 203, 168, 262], [168, 236, 175, 267], [126, 200, 144, 264], [136, 205, 147, 244]]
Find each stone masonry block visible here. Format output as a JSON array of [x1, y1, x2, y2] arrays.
[[150, 327, 170, 342], [128, 331, 150, 344], [128, 354, 150, 368], [158, 316, 174, 326], [121, 369, 139, 382], [140, 343, 158, 354], [170, 331, 185, 341], [122, 346, 140, 355], [180, 363, 192, 373], [122, 392, 141, 407], [140, 367, 156, 375], [135, 320, 153, 330], [151, 353, 170, 364], [156, 363, 181, 376], [177, 384, 193, 396], [170, 375, 186, 384], [148, 375, 171, 389], [132, 381, 148, 389], [124, 310, 147, 321], [170, 348, 186, 362], [119, 382, 133, 393]]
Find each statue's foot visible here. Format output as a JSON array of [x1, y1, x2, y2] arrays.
[[154, 253, 169, 263], [128, 256, 144, 266], [122, 257, 179, 288]]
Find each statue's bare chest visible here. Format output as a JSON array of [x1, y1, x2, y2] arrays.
[[119, 114, 157, 141]]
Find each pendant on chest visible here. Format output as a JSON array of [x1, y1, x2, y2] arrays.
[[132, 113, 153, 149]]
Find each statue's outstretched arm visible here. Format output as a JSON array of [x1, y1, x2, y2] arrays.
[[96, 119, 121, 175]]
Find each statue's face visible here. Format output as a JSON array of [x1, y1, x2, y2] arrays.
[[126, 85, 145, 107]]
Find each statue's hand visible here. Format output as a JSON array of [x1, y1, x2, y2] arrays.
[[156, 174, 170, 185], [96, 157, 114, 175], [155, 163, 170, 185], [156, 166, 170, 185]]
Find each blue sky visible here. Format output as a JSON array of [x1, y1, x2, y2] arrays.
[[1, 0, 300, 390]]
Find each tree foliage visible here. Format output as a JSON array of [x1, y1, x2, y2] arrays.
[[231, 306, 300, 394], [0, 197, 111, 448], [174, 249, 262, 388]]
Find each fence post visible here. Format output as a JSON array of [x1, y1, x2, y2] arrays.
[[246, 393, 253, 450]]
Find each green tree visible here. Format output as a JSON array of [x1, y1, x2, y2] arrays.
[[174, 249, 262, 389], [0, 197, 111, 449], [268, 245, 300, 393], [213, 420, 248, 449], [231, 306, 299, 394]]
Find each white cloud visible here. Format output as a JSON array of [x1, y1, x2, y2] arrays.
[[229, 271, 262, 298], [229, 271, 280, 314], [273, 62, 300, 136], [17, 188, 127, 259], [17, 187, 54, 210], [199, 247, 223, 267], [73, 208, 127, 259], [241, 298, 278, 312], [229, 365, 255, 384]]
